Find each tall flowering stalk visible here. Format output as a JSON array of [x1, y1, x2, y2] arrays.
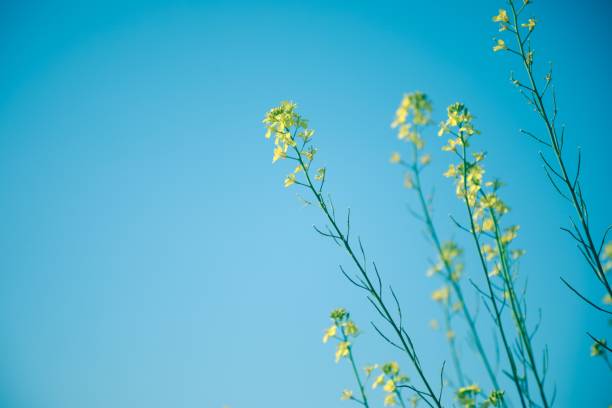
[[388, 93, 502, 397], [262, 102, 444, 408], [439, 103, 550, 408], [491, 1, 612, 315]]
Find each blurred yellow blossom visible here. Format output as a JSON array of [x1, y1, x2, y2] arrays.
[[492, 9, 509, 23], [432, 286, 450, 303], [340, 389, 353, 400], [372, 374, 385, 389], [384, 393, 397, 406], [284, 174, 296, 188], [335, 341, 351, 363], [323, 325, 337, 343], [522, 18, 536, 31], [493, 39, 507, 52]]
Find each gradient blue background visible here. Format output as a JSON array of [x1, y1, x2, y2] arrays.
[[1, 0, 610, 407]]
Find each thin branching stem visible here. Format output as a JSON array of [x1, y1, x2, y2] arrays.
[[292, 144, 444, 408], [459, 137, 529, 408], [341, 326, 370, 407], [408, 142, 503, 395], [507, 0, 612, 303]]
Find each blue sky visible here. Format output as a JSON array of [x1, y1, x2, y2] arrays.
[[0, 0, 610, 407]]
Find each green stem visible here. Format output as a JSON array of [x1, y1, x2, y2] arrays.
[[487, 207, 549, 408], [459, 136, 529, 408], [293, 145, 444, 408], [409, 143, 501, 395], [341, 327, 370, 407], [442, 305, 465, 387], [508, 0, 612, 300]]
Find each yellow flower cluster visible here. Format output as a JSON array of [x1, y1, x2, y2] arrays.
[[458, 388, 505, 408], [371, 361, 409, 406], [491, 7, 537, 52], [427, 241, 464, 282], [323, 308, 360, 363], [440, 102, 525, 283], [262, 101, 319, 188], [391, 92, 433, 150], [431, 286, 450, 303], [456, 384, 481, 407], [340, 389, 353, 401]]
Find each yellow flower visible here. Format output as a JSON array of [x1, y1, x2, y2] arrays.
[[441, 137, 461, 152], [391, 92, 432, 128], [372, 374, 385, 389], [429, 319, 439, 330], [390, 152, 401, 164], [384, 394, 397, 406], [473, 152, 485, 162], [403, 174, 414, 189], [420, 154, 431, 165], [444, 164, 457, 178], [501, 225, 520, 244], [441, 241, 462, 262], [446, 330, 455, 341], [323, 325, 337, 343], [335, 341, 351, 362], [431, 286, 450, 303], [438, 122, 450, 137], [493, 39, 507, 52], [340, 389, 353, 400], [488, 263, 501, 277], [426, 263, 442, 277], [511, 249, 526, 260], [492, 9, 509, 23], [272, 146, 287, 163], [284, 174, 296, 188], [604, 294, 612, 305], [315, 167, 326, 181], [522, 18, 536, 31], [383, 379, 396, 393], [604, 242, 612, 259], [343, 321, 359, 336], [482, 218, 494, 231], [458, 384, 481, 396]]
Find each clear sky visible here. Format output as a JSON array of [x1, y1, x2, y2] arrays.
[[1, 0, 610, 407]]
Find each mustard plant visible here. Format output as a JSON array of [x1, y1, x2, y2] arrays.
[[262, 102, 445, 407], [439, 102, 550, 408], [491, 1, 612, 318], [388, 93, 501, 396], [323, 308, 371, 406]]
